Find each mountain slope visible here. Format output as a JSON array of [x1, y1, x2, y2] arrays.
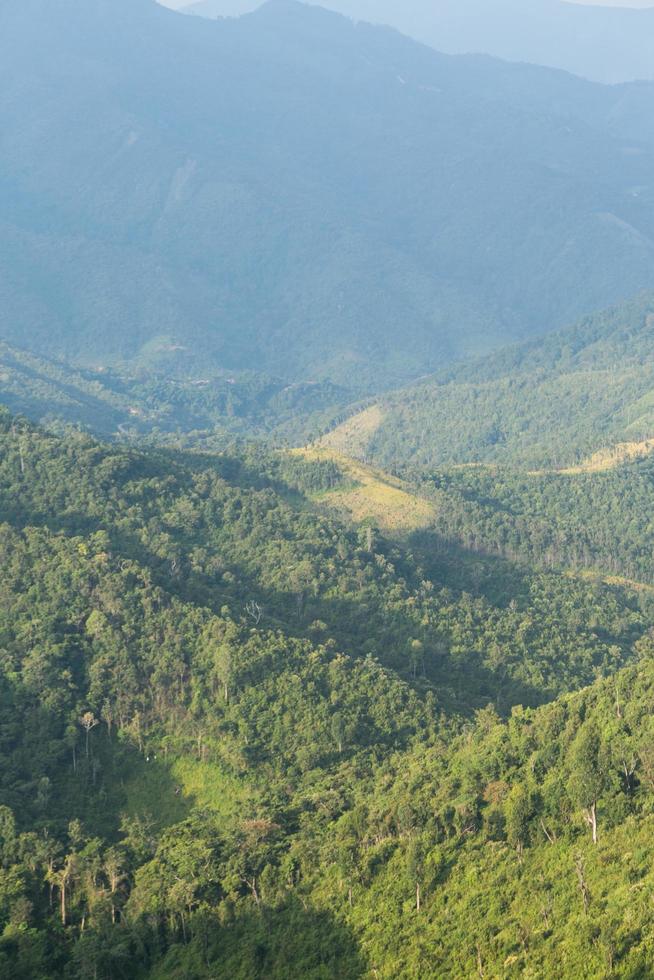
[[4, 0, 654, 390], [305, 650, 654, 979], [293, 446, 437, 534], [322, 292, 654, 468], [185, 0, 654, 85], [0, 412, 650, 975]]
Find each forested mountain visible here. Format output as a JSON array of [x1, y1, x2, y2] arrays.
[[1, 411, 654, 976], [414, 455, 654, 586], [322, 293, 654, 469], [10, 1, 654, 976], [185, 0, 654, 84], [4, 0, 654, 390]]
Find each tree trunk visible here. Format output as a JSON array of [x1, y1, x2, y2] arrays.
[[575, 856, 590, 913], [61, 882, 67, 927], [416, 882, 421, 913], [540, 819, 556, 844], [583, 804, 598, 843]]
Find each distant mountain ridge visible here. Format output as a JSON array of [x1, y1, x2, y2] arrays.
[[184, 0, 654, 84], [4, 0, 654, 392]]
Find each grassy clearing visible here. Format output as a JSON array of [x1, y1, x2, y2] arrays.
[[557, 438, 654, 474], [122, 753, 252, 830], [121, 756, 191, 830], [565, 569, 654, 595], [294, 446, 436, 535], [318, 404, 383, 457], [169, 757, 252, 822]]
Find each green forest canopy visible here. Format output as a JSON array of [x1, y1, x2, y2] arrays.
[[0, 408, 653, 976]]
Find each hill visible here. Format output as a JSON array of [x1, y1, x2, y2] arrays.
[[4, 0, 654, 390], [294, 651, 654, 979], [185, 0, 654, 84], [321, 293, 654, 469], [411, 451, 654, 589], [0, 411, 651, 976]]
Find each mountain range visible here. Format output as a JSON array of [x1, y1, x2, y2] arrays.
[[4, 0, 654, 395], [184, 0, 654, 84], [8, 1, 654, 974]]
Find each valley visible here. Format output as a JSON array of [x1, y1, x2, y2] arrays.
[[1, 410, 654, 976]]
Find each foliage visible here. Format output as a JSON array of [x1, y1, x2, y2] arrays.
[[411, 453, 654, 589], [0, 409, 650, 975]]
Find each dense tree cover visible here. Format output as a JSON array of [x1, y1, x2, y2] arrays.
[[0, 410, 651, 976], [409, 454, 654, 588], [302, 649, 654, 978], [0, 413, 644, 713], [325, 294, 654, 469], [7, 2, 654, 976], [5, 1, 654, 390]]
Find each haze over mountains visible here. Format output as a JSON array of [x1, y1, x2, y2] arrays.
[[184, 0, 654, 84], [3, 0, 654, 399]]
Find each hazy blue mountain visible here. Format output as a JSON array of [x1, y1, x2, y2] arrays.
[[4, 0, 654, 391], [184, 0, 654, 84]]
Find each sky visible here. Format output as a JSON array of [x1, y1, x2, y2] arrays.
[[159, 0, 654, 7], [574, 1, 654, 5]]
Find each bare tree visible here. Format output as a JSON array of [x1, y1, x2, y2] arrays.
[[245, 600, 263, 625], [80, 712, 99, 758]]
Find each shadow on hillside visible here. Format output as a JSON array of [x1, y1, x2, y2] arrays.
[[0, 463, 567, 722], [157, 897, 369, 980], [408, 527, 533, 607], [6, 506, 549, 719]]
